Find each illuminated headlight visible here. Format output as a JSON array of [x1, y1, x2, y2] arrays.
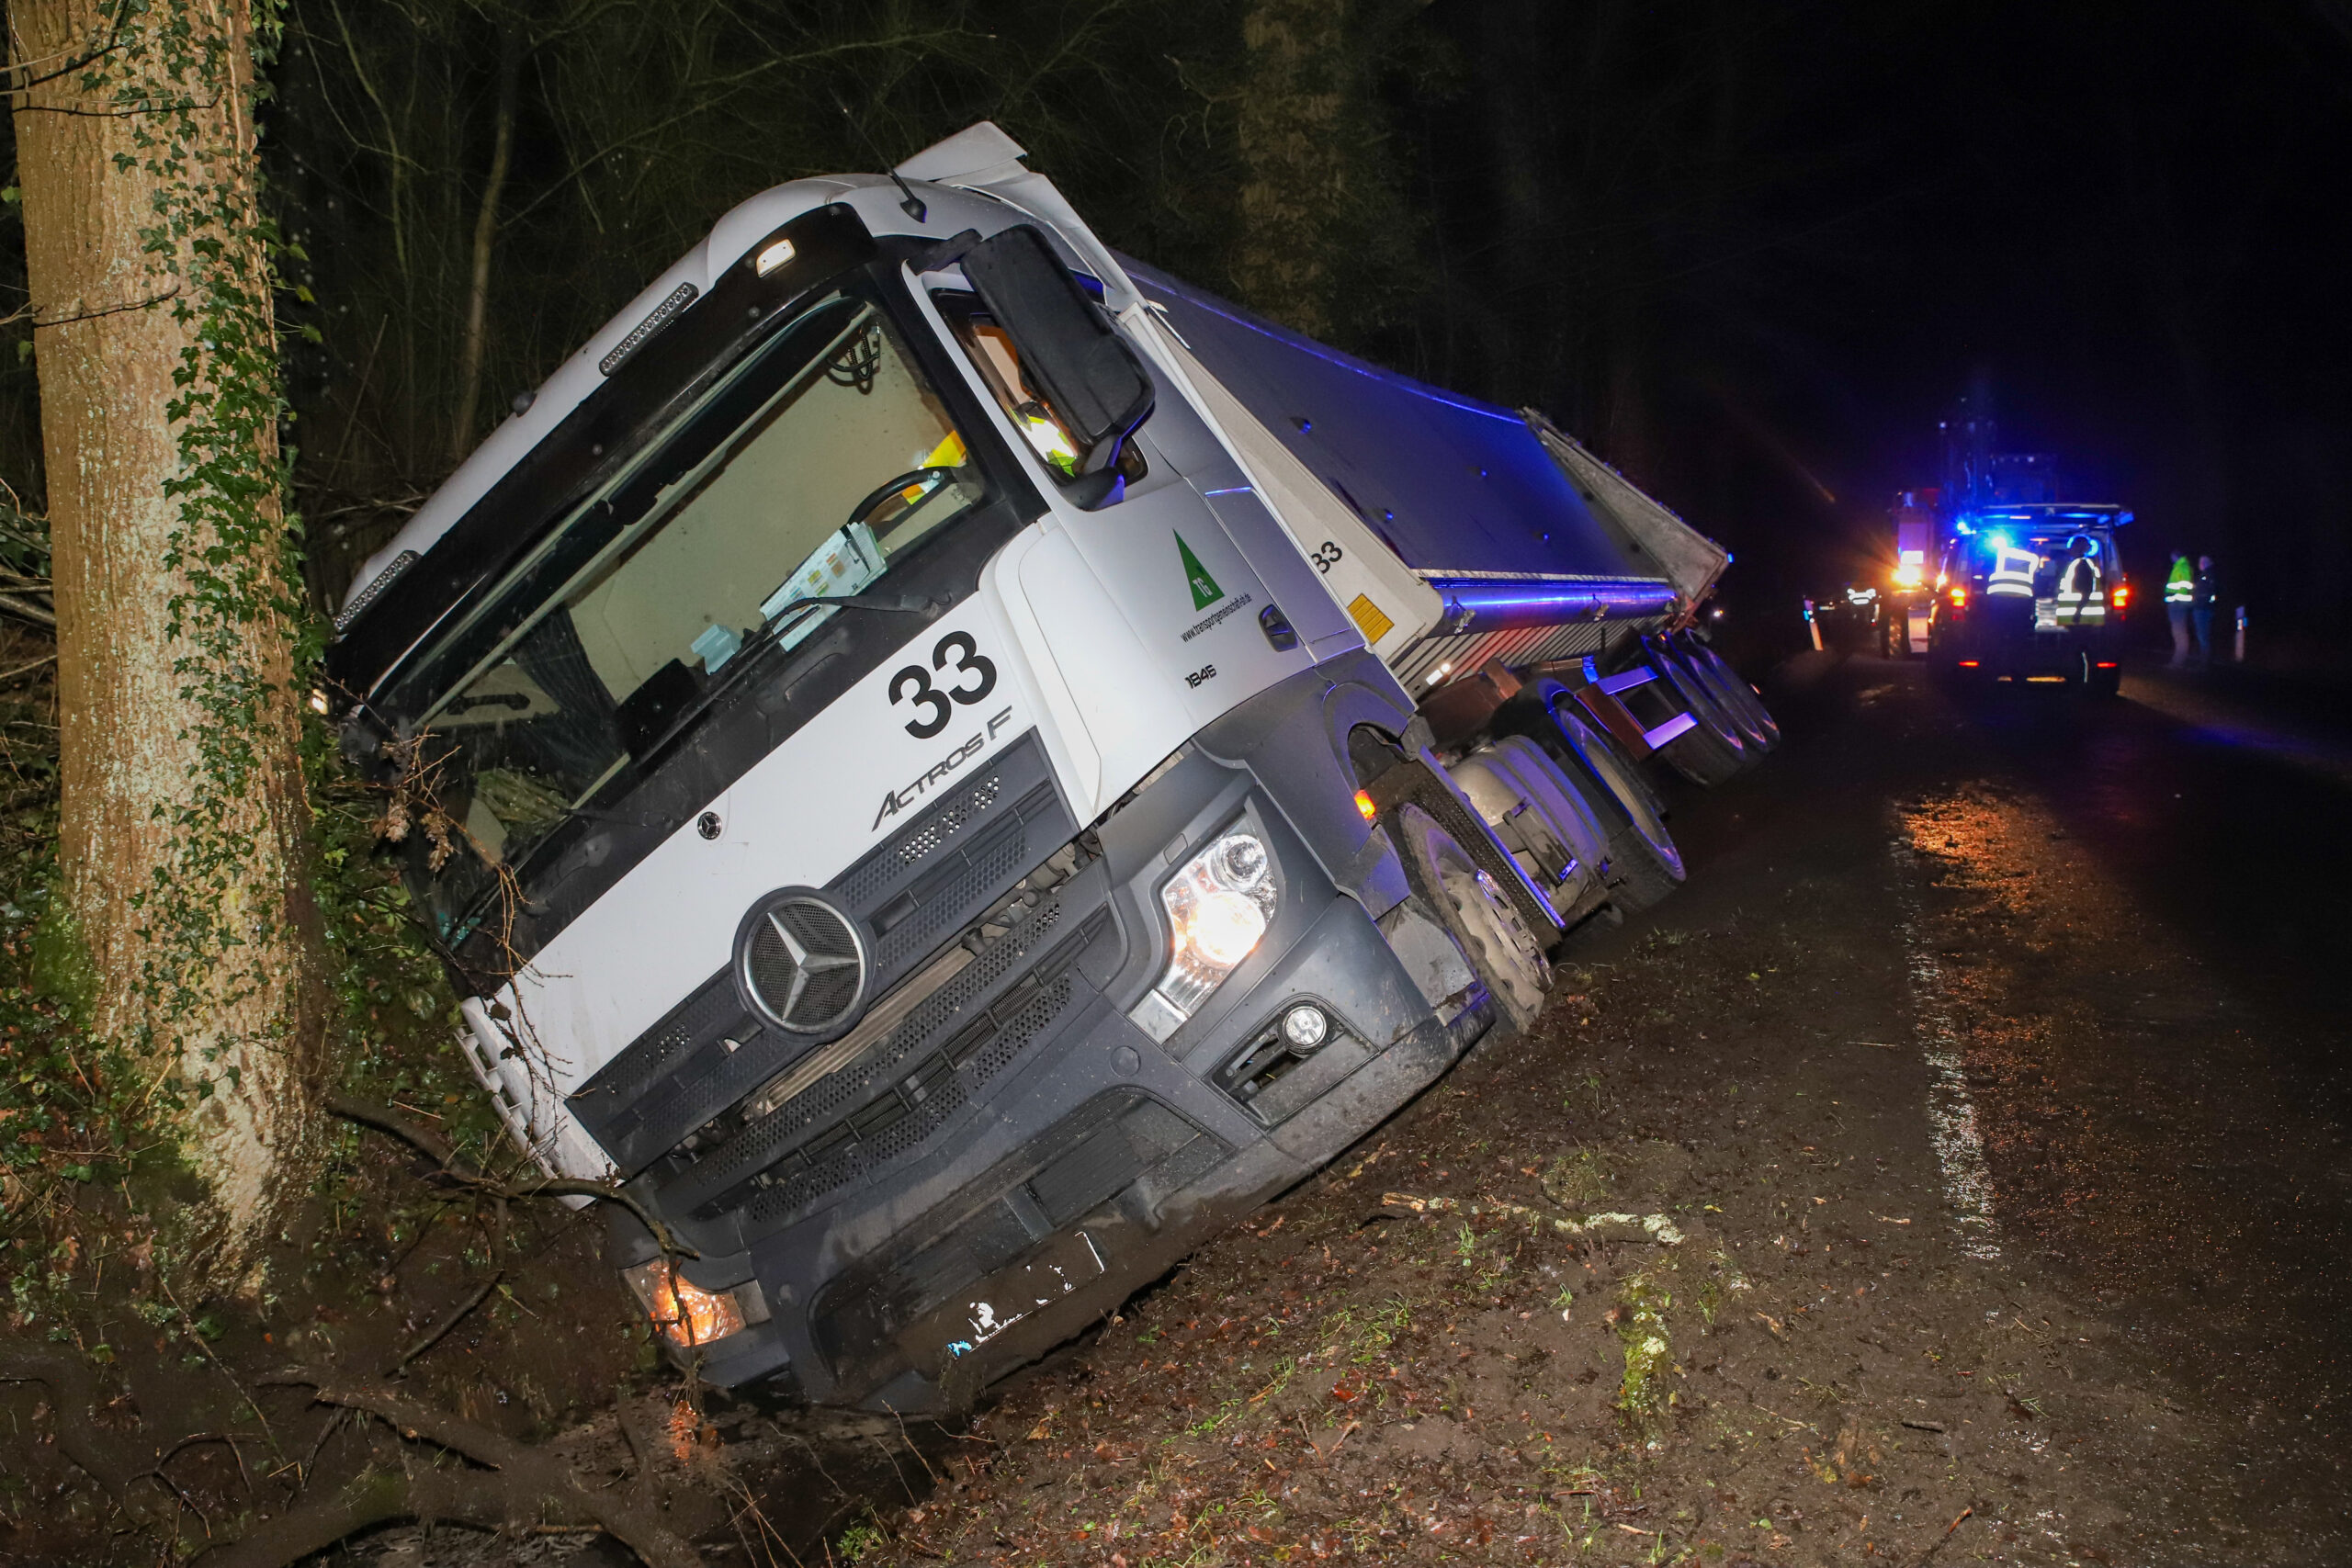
[[1152, 828, 1277, 1022], [623, 1258, 747, 1349]]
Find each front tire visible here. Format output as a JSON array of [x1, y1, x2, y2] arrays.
[[1389, 804, 1550, 1034]]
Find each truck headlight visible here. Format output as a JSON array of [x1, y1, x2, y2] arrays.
[[1153, 828, 1278, 1021], [623, 1258, 747, 1349]]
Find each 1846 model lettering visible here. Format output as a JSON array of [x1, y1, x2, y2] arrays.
[[873, 705, 1017, 829], [889, 630, 1001, 738]]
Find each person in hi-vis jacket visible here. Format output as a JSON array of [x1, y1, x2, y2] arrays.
[[2165, 550, 2195, 666], [2191, 555, 2218, 664], [2054, 536, 2104, 626]]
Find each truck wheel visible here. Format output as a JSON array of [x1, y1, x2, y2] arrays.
[[1652, 652, 1750, 779], [1656, 709, 1747, 785], [1656, 640, 1759, 754], [1539, 703, 1685, 912], [1389, 804, 1550, 1034], [1684, 642, 1780, 752]]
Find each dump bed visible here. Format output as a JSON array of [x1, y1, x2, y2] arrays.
[[1120, 260, 1723, 688]]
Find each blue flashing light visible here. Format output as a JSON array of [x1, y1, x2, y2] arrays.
[[1984, 530, 2012, 554]]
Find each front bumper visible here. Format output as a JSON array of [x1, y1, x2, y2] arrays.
[[592, 699, 1487, 1410]]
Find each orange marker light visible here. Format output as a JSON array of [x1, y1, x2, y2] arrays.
[[1353, 789, 1377, 823]]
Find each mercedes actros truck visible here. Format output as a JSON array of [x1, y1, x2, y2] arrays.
[[324, 122, 1773, 1414]]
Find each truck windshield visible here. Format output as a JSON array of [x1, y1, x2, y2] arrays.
[[387, 283, 984, 936]]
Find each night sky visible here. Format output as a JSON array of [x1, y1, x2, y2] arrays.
[[1390, 2, 2352, 638]]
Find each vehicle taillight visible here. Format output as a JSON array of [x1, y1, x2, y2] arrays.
[[1948, 585, 1968, 606], [2110, 582, 2130, 607]]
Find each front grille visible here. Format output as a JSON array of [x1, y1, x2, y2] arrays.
[[655, 883, 1098, 1226], [740, 976, 1078, 1227], [567, 731, 1073, 1177]]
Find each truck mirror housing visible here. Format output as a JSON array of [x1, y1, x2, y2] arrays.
[[961, 225, 1154, 477]]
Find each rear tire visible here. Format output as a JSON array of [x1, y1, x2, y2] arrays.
[[1525, 699, 1685, 912], [1389, 804, 1551, 1034], [1651, 649, 1750, 783], [1683, 641, 1780, 752]]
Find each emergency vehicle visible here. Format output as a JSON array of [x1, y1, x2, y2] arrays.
[[1928, 503, 2132, 694]]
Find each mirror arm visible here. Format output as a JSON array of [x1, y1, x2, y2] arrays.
[[910, 229, 984, 275], [1067, 469, 1125, 511]]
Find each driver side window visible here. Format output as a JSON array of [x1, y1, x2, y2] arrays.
[[933, 290, 1147, 490]]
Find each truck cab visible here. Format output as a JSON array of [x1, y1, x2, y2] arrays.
[[1928, 504, 2132, 694], [323, 127, 1593, 1416], [323, 121, 1754, 1416]]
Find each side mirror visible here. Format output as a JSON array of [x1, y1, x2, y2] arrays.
[[962, 225, 1154, 478]]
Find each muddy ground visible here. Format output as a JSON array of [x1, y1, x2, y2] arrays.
[[85, 648, 2347, 1567], [839, 651, 2352, 1568]]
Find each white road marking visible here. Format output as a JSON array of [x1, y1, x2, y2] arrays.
[[1892, 834, 2001, 1260]]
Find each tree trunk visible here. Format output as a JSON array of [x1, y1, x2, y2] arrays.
[[448, 23, 522, 469], [1234, 0, 1351, 340], [12, 0, 328, 1290]]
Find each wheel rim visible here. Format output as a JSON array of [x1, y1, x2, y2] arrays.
[[1439, 859, 1548, 1018], [1665, 656, 1743, 746]]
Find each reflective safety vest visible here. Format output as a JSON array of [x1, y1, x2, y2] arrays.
[[1986, 545, 2040, 597], [2165, 558, 2196, 604], [2055, 557, 2105, 623]]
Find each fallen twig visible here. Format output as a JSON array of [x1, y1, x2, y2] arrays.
[[327, 1093, 696, 1260], [0, 591, 55, 630], [1908, 1505, 1973, 1567], [385, 1268, 503, 1376], [1380, 1191, 1684, 1245], [219, 1368, 705, 1568]]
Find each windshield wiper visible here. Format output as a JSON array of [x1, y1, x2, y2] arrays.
[[630, 590, 940, 766], [443, 591, 943, 938]]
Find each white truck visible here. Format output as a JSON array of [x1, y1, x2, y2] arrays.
[[326, 122, 1773, 1414]]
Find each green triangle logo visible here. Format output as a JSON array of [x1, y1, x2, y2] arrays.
[[1176, 532, 1224, 612]]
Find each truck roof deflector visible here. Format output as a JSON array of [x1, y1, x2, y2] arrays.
[[896, 121, 1031, 186]]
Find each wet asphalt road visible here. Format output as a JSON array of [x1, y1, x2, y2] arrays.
[[1676, 647, 2352, 1558]]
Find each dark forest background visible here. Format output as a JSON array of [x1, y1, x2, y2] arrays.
[[5, 0, 2349, 648]]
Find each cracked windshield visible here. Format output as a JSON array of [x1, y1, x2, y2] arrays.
[[406, 290, 978, 932]]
